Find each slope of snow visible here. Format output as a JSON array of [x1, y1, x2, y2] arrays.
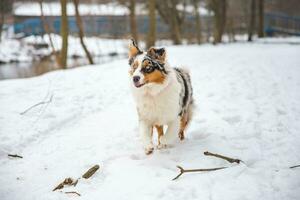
[[0, 41, 300, 200]]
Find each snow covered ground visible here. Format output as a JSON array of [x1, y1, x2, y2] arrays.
[[0, 40, 300, 200]]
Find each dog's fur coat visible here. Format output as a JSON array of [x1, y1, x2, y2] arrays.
[[128, 40, 194, 154]]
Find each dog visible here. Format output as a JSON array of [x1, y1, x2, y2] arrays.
[[128, 39, 194, 154]]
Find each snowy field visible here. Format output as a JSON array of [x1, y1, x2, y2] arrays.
[[0, 40, 300, 200]]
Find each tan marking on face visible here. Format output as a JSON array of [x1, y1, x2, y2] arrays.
[[142, 59, 150, 67], [143, 70, 165, 84]]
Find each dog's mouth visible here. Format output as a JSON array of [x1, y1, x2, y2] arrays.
[[134, 82, 146, 88]]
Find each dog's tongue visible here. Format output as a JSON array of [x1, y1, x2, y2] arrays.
[[134, 82, 143, 88]]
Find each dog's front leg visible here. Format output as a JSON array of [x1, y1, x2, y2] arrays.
[[139, 120, 154, 155], [158, 117, 180, 148]]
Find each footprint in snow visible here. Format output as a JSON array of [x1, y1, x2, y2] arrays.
[[222, 115, 241, 125]]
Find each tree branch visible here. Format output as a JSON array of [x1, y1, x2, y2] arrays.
[[65, 191, 81, 196], [82, 164, 100, 179], [20, 94, 53, 115], [290, 165, 300, 169], [53, 177, 78, 191], [204, 151, 243, 164], [8, 154, 23, 159], [172, 165, 227, 180]]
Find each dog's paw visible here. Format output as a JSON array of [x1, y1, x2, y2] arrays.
[[144, 145, 154, 155], [157, 143, 167, 150]]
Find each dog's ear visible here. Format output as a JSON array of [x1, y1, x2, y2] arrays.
[[147, 47, 166, 63], [128, 39, 142, 62]]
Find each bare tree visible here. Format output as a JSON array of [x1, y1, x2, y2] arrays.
[[0, 0, 13, 42], [156, 0, 185, 45], [60, 0, 68, 69], [192, 0, 202, 44], [208, 0, 227, 44], [73, 0, 94, 64], [129, 0, 138, 43], [39, 0, 60, 66], [257, 0, 264, 38], [118, 0, 139, 43], [247, 0, 256, 41], [146, 0, 156, 48]]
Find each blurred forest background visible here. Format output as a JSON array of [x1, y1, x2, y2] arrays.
[[0, 0, 299, 79]]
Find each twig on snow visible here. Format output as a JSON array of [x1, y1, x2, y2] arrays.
[[290, 165, 300, 169], [8, 154, 23, 159], [204, 151, 243, 164], [53, 177, 77, 191], [82, 164, 100, 179], [172, 165, 227, 181], [65, 191, 81, 196], [20, 94, 53, 115]]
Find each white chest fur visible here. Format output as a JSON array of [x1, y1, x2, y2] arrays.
[[131, 70, 181, 125]]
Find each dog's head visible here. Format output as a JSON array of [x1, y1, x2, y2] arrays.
[[128, 39, 169, 89]]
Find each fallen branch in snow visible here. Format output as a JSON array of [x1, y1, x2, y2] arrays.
[[20, 94, 53, 115], [8, 154, 23, 159], [65, 191, 81, 196], [53, 164, 100, 193], [82, 164, 100, 179], [53, 177, 77, 191], [204, 151, 243, 164], [290, 165, 300, 169], [172, 165, 227, 181]]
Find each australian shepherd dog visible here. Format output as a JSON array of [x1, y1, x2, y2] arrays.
[[128, 39, 194, 155]]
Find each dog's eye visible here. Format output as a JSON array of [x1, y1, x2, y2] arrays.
[[142, 66, 154, 73]]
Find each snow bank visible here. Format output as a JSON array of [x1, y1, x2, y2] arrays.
[[0, 41, 300, 200], [0, 35, 129, 64]]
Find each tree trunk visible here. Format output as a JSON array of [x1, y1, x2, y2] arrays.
[[258, 0, 264, 38], [156, 0, 182, 45], [129, 0, 138, 44], [192, 0, 202, 44], [248, 0, 256, 42], [227, 17, 236, 42], [146, 0, 156, 48], [211, 0, 227, 44], [169, 0, 182, 45], [0, 12, 4, 43], [39, 0, 60, 66], [60, 0, 68, 69], [73, 0, 94, 64]]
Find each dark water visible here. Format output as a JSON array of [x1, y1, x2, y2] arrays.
[[0, 54, 126, 80]]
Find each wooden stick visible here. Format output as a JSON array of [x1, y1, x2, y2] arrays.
[[290, 165, 300, 169], [82, 165, 100, 179], [204, 151, 242, 164], [172, 165, 227, 180], [53, 177, 75, 191], [53, 182, 64, 191], [8, 154, 23, 159], [65, 191, 81, 196], [20, 94, 53, 115]]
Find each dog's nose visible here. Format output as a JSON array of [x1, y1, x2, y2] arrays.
[[133, 76, 140, 83]]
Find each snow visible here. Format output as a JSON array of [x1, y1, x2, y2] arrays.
[[14, 2, 146, 16], [1, 39, 300, 200]]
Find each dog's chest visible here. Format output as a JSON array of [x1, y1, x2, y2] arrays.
[[136, 88, 180, 125]]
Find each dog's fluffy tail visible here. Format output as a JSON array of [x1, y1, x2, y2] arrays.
[[186, 99, 195, 127]]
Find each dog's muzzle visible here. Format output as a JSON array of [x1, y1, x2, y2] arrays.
[[133, 76, 145, 88]]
